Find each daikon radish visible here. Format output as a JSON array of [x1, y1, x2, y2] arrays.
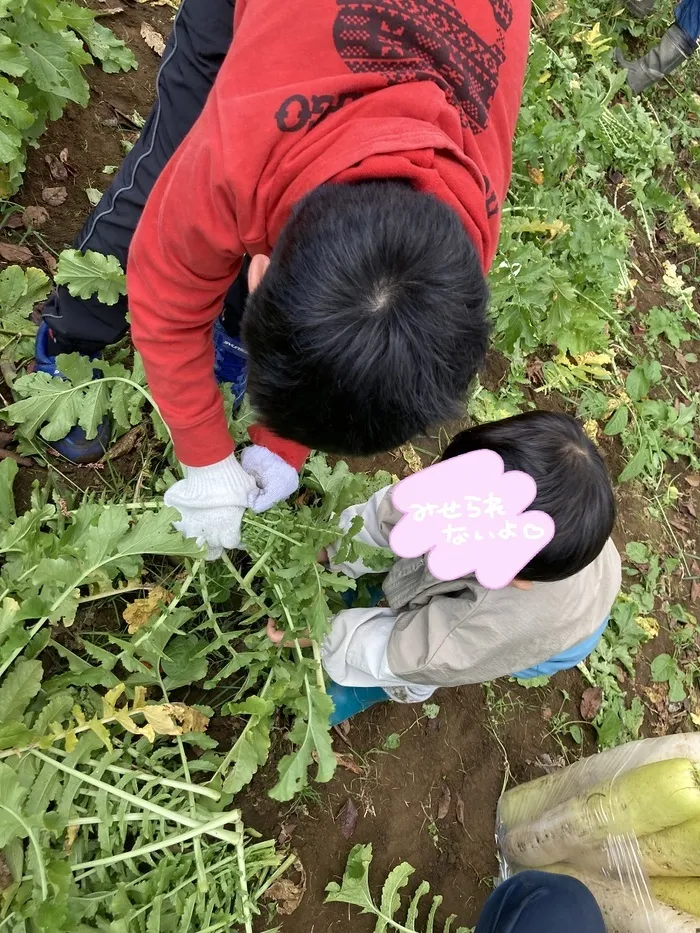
[[542, 866, 700, 933], [501, 759, 700, 869], [640, 818, 700, 876], [651, 879, 700, 918], [499, 734, 700, 830]]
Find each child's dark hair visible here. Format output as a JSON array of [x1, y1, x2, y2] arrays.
[[242, 181, 490, 455], [442, 411, 616, 582]]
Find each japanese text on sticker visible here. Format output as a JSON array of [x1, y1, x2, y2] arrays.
[[389, 450, 556, 589]]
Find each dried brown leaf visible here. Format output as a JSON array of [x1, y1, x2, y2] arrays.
[[0, 242, 33, 263], [338, 798, 358, 839], [140, 21, 165, 55], [669, 515, 691, 534], [580, 686, 603, 722], [265, 861, 306, 915], [528, 166, 544, 185], [124, 585, 172, 633], [0, 854, 12, 893], [0, 449, 34, 467], [38, 248, 57, 275], [23, 206, 49, 229], [455, 792, 466, 832], [686, 474, 700, 488], [42, 187, 67, 206], [45, 153, 68, 181], [3, 212, 23, 229], [102, 425, 145, 462], [691, 580, 700, 605], [436, 783, 451, 820], [543, 0, 567, 22], [277, 821, 296, 846], [335, 752, 362, 775]]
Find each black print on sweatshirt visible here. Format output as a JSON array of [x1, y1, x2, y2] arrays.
[[333, 0, 513, 134], [274, 0, 513, 135]]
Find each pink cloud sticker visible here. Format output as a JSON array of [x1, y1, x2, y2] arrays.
[[389, 450, 555, 589]]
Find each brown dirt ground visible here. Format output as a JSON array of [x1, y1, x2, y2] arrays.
[[2, 7, 700, 931]]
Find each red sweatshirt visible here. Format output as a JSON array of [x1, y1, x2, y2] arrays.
[[128, 0, 530, 469]]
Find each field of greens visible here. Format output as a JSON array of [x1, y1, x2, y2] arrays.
[[0, 0, 698, 929]]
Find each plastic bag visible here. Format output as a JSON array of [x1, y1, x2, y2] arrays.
[[495, 735, 700, 932]]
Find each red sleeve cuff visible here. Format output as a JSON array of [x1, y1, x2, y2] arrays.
[[248, 424, 309, 472], [171, 407, 236, 467]]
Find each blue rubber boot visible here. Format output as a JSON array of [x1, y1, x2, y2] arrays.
[[34, 322, 110, 464], [328, 680, 390, 726], [213, 317, 247, 404]]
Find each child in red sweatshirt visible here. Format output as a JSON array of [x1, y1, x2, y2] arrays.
[[36, 0, 530, 557]]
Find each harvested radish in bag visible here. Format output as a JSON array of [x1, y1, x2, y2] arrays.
[[495, 735, 700, 933]]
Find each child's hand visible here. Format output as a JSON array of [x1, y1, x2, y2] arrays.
[[266, 618, 312, 648]]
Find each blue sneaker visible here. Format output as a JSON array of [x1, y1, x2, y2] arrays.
[[327, 681, 390, 727], [34, 322, 110, 464], [213, 317, 248, 404]]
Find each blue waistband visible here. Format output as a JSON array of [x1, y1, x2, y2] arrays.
[[513, 616, 609, 681]]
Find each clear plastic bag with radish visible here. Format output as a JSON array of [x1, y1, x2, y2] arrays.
[[496, 734, 700, 932]]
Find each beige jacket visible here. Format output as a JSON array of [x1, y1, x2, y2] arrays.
[[322, 487, 621, 697]]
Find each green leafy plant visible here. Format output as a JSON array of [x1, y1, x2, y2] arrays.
[[0, 671, 288, 933], [54, 249, 127, 306], [0, 0, 136, 194], [326, 843, 473, 933]]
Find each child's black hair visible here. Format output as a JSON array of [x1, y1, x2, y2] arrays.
[[441, 411, 616, 582], [242, 180, 490, 455]]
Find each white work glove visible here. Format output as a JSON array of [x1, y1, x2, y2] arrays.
[[164, 453, 257, 560], [240, 445, 299, 512]]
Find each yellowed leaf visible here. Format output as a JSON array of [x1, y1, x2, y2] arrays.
[[140, 702, 210, 737], [140, 21, 165, 55], [672, 210, 700, 246], [398, 443, 422, 473], [528, 166, 544, 185], [133, 686, 148, 708], [65, 824, 79, 853], [636, 616, 659, 639], [572, 22, 613, 54], [572, 352, 612, 367], [583, 420, 599, 443], [64, 730, 77, 753], [112, 707, 143, 735], [72, 705, 86, 726], [103, 683, 125, 711], [87, 717, 112, 751], [515, 218, 570, 240], [124, 586, 172, 634]]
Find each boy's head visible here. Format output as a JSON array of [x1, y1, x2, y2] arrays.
[[242, 181, 490, 455], [441, 411, 616, 583]]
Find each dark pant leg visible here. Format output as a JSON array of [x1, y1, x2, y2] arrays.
[[475, 872, 606, 933], [43, 0, 237, 354], [221, 254, 251, 339], [676, 0, 700, 44]]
